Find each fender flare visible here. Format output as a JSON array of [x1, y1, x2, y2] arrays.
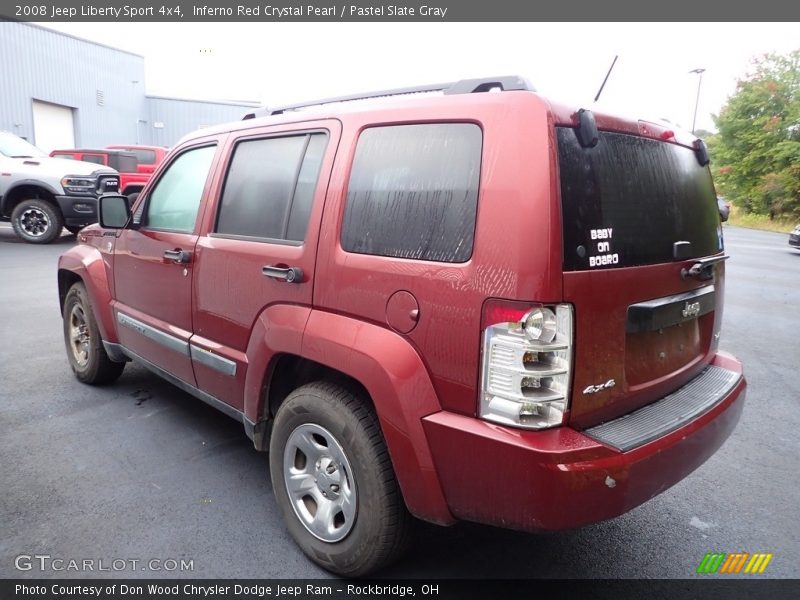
[[297, 309, 455, 525], [57, 245, 117, 344], [1, 179, 62, 215], [243, 303, 311, 421]]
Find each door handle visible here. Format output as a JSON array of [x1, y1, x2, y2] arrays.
[[164, 249, 192, 264], [262, 265, 303, 283]]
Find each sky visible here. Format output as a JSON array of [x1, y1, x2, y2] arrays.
[[37, 22, 799, 133]]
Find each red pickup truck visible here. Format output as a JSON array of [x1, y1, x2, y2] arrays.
[[49, 148, 150, 199]]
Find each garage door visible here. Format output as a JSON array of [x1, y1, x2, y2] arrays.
[[32, 100, 75, 153]]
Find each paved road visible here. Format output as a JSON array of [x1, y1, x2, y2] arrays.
[[1, 224, 797, 579]]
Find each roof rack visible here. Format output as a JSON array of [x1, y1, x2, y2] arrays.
[[242, 75, 534, 120]]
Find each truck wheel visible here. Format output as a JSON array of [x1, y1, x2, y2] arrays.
[[63, 282, 125, 385], [270, 382, 412, 577], [11, 198, 64, 244]]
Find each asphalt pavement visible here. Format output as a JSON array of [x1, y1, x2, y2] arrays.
[[1, 223, 798, 579]]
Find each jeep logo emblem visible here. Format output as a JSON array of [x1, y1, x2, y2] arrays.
[[682, 301, 701, 318]]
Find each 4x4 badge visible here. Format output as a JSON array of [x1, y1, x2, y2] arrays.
[[583, 379, 616, 395]]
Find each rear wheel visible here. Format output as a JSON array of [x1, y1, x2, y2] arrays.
[[269, 382, 411, 576], [63, 282, 125, 384], [11, 198, 64, 244]]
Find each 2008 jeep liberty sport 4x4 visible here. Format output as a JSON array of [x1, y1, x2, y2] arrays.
[[58, 76, 746, 576]]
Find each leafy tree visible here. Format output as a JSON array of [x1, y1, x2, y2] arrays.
[[711, 50, 800, 218]]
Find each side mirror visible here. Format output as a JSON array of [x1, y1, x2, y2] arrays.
[[98, 194, 131, 229]]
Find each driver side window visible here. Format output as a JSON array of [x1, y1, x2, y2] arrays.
[[145, 145, 216, 232]]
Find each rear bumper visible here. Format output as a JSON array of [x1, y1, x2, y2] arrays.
[[422, 352, 745, 531], [55, 195, 98, 227]]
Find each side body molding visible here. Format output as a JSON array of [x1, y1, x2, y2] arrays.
[[300, 310, 455, 525], [57, 244, 118, 344]]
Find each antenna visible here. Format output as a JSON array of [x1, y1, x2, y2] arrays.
[[594, 55, 618, 103]]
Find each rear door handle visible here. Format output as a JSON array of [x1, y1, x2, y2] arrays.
[[164, 249, 192, 264], [262, 265, 303, 283]]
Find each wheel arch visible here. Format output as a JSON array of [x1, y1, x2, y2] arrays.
[[1, 181, 60, 217], [57, 245, 117, 344], [248, 308, 454, 525]]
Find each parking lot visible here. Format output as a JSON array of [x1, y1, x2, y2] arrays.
[[1, 223, 797, 579]]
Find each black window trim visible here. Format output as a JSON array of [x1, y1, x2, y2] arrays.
[[137, 141, 218, 234], [210, 128, 329, 247]]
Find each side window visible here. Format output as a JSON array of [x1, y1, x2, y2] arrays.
[[82, 154, 105, 165], [215, 132, 327, 242], [131, 149, 157, 165], [341, 123, 482, 263], [145, 145, 216, 233]]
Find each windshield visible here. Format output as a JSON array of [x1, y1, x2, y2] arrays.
[[0, 133, 47, 158]]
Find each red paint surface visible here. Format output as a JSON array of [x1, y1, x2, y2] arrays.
[[58, 91, 745, 529]]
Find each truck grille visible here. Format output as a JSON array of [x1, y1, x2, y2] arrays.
[[96, 175, 119, 194]]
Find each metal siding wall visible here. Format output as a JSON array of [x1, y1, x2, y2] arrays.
[[0, 23, 255, 150], [146, 98, 253, 147], [0, 22, 146, 148]]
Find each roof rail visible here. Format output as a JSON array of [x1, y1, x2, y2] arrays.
[[242, 75, 534, 120]]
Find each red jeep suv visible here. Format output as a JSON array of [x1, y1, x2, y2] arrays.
[[57, 76, 746, 576]]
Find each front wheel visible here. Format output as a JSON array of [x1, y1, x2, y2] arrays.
[[63, 282, 125, 384], [269, 382, 411, 576], [11, 198, 64, 244]]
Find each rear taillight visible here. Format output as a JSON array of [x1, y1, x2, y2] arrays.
[[479, 301, 573, 429]]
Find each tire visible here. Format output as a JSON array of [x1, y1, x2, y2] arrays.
[[11, 198, 64, 244], [65, 225, 83, 235], [62, 282, 125, 385], [270, 382, 412, 576]]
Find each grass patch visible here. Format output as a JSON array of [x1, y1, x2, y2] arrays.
[[726, 206, 796, 234]]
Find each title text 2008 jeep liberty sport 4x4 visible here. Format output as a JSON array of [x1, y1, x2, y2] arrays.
[[58, 76, 746, 576]]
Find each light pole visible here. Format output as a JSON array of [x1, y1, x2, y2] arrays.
[[689, 68, 705, 135]]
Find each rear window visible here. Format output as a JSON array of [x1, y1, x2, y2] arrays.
[[120, 148, 157, 164], [557, 128, 722, 271], [107, 154, 138, 172], [215, 133, 327, 242]]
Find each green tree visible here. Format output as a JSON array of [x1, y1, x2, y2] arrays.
[[711, 50, 800, 218]]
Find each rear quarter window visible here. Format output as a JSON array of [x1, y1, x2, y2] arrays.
[[341, 123, 482, 263]]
